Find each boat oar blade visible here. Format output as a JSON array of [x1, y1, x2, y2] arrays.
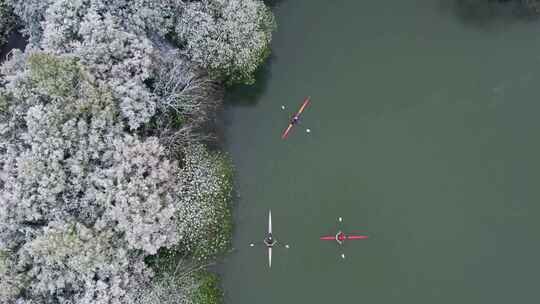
[[347, 235, 369, 240], [268, 210, 272, 234], [297, 97, 311, 114], [319, 236, 335, 240], [281, 124, 293, 139], [268, 247, 272, 268]]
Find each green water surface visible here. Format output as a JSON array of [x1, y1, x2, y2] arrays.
[[219, 1, 540, 303]]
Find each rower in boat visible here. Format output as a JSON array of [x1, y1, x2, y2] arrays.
[[281, 97, 311, 139], [335, 231, 346, 245], [249, 210, 289, 268], [320, 217, 369, 259], [290, 115, 300, 125], [264, 233, 276, 247]]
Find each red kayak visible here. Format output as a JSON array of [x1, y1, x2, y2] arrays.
[[320, 231, 369, 244], [281, 97, 311, 139]]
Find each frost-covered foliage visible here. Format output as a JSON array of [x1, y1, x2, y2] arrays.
[[176, 0, 275, 84], [0, 51, 235, 303], [137, 272, 197, 304], [178, 144, 233, 259], [0, 53, 177, 303], [0, 53, 182, 252], [1, 0, 272, 303], [0, 249, 24, 302], [6, 0, 54, 45], [153, 52, 221, 124], [19, 222, 151, 304], [140, 250, 222, 304], [7, 0, 175, 46], [0, 0, 16, 48], [10, 0, 275, 84], [148, 51, 223, 149], [40, 0, 89, 52], [7, 0, 159, 130], [77, 11, 157, 130], [41, 2, 157, 130], [96, 136, 180, 254], [99, 0, 177, 36]]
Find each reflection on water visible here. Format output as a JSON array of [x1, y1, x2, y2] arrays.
[[447, 0, 537, 28], [225, 56, 274, 107]]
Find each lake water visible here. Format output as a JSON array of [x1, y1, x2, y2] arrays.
[[219, 1, 540, 303]]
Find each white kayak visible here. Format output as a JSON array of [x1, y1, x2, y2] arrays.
[[268, 210, 272, 268]]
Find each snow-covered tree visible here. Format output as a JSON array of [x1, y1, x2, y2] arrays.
[[40, 0, 90, 53], [10, 0, 275, 85], [41, 3, 158, 130], [1, 49, 234, 303], [177, 144, 233, 259], [77, 10, 157, 130], [136, 271, 197, 304], [0, 249, 25, 303], [94, 135, 181, 254], [0, 0, 16, 49], [98, 0, 176, 36], [0, 52, 175, 303], [6, 0, 54, 45], [18, 221, 151, 304], [1, 0, 273, 302], [175, 0, 275, 84], [148, 51, 223, 150]]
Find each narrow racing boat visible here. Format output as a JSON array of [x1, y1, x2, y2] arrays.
[[319, 232, 369, 243], [320, 217, 369, 259], [250, 210, 289, 268], [281, 97, 311, 139], [263, 210, 275, 268]]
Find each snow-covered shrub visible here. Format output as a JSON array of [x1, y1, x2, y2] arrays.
[[6, 0, 54, 45], [0, 0, 16, 49], [139, 250, 223, 304], [175, 0, 275, 84], [0, 250, 25, 303], [0, 52, 186, 303], [153, 52, 221, 123], [40, 0, 90, 53], [100, 0, 177, 36], [136, 272, 197, 304], [94, 135, 181, 254], [1, 0, 274, 302], [19, 221, 151, 304], [0, 47, 237, 302], [1, 51, 184, 246], [147, 51, 223, 150], [178, 144, 233, 259], [42, 3, 157, 130], [78, 11, 157, 129]]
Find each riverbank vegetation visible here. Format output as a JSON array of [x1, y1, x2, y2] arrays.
[[0, 1, 15, 48], [0, 1, 274, 303]]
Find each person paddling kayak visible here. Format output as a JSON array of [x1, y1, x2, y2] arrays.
[[335, 231, 345, 245], [281, 97, 310, 139], [320, 217, 369, 259]]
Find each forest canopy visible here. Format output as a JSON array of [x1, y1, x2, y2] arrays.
[[0, 1, 273, 303]]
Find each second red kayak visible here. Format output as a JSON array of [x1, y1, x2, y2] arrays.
[[319, 235, 369, 240], [320, 231, 369, 243]]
